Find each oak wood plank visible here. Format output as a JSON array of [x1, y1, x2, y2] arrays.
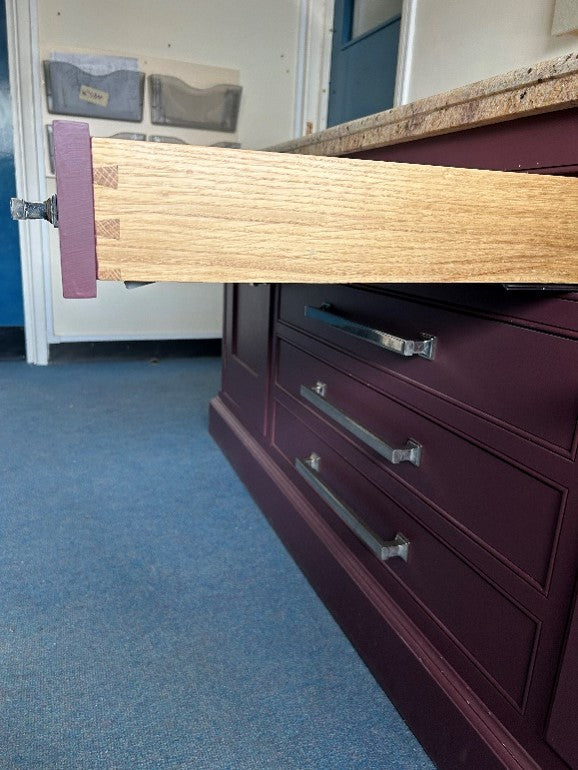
[[91, 138, 578, 283]]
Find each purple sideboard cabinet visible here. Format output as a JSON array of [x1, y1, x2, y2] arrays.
[[209, 107, 578, 770]]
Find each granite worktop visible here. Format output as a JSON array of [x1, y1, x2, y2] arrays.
[[271, 52, 578, 157]]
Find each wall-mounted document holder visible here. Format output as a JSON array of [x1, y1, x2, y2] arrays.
[[211, 141, 242, 149], [148, 135, 188, 144], [147, 135, 241, 148], [108, 132, 147, 141], [149, 75, 242, 132], [44, 60, 145, 121], [47, 126, 240, 171], [46, 125, 145, 173]]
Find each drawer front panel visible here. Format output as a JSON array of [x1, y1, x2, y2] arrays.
[[278, 284, 578, 454], [376, 284, 578, 335], [276, 339, 565, 591], [272, 401, 539, 709]]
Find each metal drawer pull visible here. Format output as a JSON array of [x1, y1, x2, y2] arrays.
[[300, 383, 422, 466], [296, 454, 410, 563], [304, 304, 436, 360]]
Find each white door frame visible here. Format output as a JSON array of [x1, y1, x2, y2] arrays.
[[293, 0, 335, 138], [6, 0, 51, 364], [295, 0, 416, 138], [394, 0, 417, 106]]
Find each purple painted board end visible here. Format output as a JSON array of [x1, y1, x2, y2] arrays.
[[52, 120, 97, 299]]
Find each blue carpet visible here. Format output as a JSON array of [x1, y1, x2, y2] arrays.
[[0, 359, 435, 770]]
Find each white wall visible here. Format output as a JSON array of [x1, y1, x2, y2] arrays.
[[39, 0, 300, 151], [37, 0, 300, 341], [403, 0, 578, 102]]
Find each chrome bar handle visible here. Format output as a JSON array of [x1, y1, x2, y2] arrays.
[[301, 383, 421, 466], [296, 454, 410, 563], [304, 304, 436, 360]]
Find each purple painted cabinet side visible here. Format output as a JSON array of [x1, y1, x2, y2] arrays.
[[220, 284, 272, 437]]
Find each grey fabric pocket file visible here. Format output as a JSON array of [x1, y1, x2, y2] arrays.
[[147, 135, 241, 148], [44, 61, 145, 121], [149, 75, 242, 132]]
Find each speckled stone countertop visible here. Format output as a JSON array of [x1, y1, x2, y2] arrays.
[[271, 52, 578, 157]]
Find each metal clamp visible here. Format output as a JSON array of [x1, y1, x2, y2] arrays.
[[305, 304, 435, 360], [301, 383, 422, 466], [10, 195, 58, 227], [297, 454, 410, 563]]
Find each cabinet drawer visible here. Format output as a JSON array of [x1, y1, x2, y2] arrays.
[[278, 285, 578, 455], [272, 401, 540, 710], [276, 340, 565, 591]]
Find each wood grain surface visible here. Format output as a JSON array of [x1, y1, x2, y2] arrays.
[[91, 138, 578, 283]]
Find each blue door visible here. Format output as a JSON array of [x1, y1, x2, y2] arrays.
[[327, 0, 401, 127], [0, 0, 24, 327]]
